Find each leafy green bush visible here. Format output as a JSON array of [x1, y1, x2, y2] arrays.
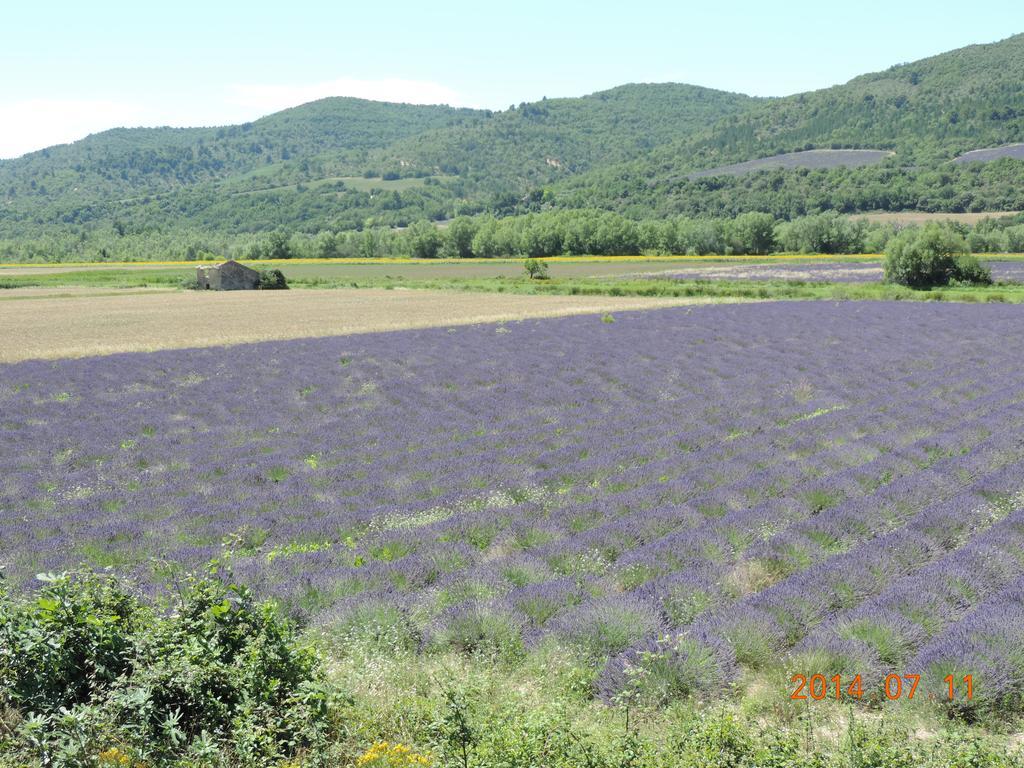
[[967, 229, 1009, 254], [258, 268, 289, 289], [884, 224, 993, 287], [0, 572, 144, 716], [0, 569, 337, 767]]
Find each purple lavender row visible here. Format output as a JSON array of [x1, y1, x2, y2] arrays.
[[234, 391, 1023, 627], [356, 398, 1024, 665], [910, 574, 1024, 705], [599, 467, 1024, 703], [8, 317, 1007, 589]]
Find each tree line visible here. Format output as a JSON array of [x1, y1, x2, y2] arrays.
[[5, 209, 1024, 263]]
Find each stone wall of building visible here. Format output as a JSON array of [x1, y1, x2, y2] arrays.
[[195, 261, 260, 290]]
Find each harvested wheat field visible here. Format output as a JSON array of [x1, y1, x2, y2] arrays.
[[0, 287, 727, 362], [0, 287, 178, 300]]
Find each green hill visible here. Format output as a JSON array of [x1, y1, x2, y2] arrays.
[[689, 32, 1024, 167], [550, 34, 1024, 218], [2, 33, 1024, 258], [361, 83, 757, 193], [0, 99, 478, 203], [0, 84, 755, 240]]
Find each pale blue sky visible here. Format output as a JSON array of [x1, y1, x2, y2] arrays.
[[1, 1, 1019, 157]]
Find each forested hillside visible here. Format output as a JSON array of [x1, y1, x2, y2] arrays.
[[0, 83, 754, 240], [2, 33, 1024, 259], [0, 99, 477, 201], [552, 34, 1024, 215], [689, 31, 1024, 166], [360, 84, 756, 193]]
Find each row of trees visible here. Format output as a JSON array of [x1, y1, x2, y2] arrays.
[[965, 216, 1024, 253], [312, 210, 1024, 260], [4, 209, 1024, 264]]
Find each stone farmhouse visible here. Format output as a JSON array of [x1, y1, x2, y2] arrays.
[[195, 260, 261, 290]]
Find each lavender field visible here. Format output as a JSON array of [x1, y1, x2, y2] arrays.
[[649, 260, 1024, 284], [3, 302, 1024, 706]]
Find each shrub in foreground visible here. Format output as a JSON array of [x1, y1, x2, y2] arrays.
[[0, 569, 336, 767], [884, 225, 992, 288], [2, 570, 1022, 767]]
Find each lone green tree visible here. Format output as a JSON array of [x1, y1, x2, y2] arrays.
[[883, 224, 991, 288], [523, 258, 549, 280]]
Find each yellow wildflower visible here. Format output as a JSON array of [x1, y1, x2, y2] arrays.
[[97, 747, 132, 766], [357, 740, 433, 766]]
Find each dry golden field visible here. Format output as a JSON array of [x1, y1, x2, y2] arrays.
[[0, 287, 728, 363]]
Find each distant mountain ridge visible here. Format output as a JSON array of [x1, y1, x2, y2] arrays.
[[2, 33, 1023, 244]]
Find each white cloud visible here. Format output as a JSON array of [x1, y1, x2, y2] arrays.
[[0, 99, 152, 159], [226, 77, 470, 114]]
